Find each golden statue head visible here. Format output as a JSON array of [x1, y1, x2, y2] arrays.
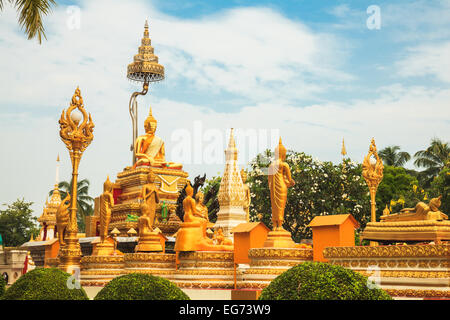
[[195, 190, 204, 203], [429, 195, 442, 211], [103, 176, 113, 192], [275, 137, 287, 161], [240, 169, 247, 183], [185, 181, 194, 197], [144, 107, 157, 134], [147, 169, 156, 183]]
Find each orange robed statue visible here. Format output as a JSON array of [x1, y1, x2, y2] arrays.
[[264, 137, 296, 248], [268, 137, 295, 231]]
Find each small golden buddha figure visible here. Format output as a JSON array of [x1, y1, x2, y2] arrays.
[[268, 138, 295, 231], [135, 169, 163, 252], [382, 205, 390, 217], [56, 194, 70, 246], [241, 169, 251, 222], [174, 182, 232, 251], [99, 177, 114, 243], [132, 107, 182, 169], [195, 191, 213, 238], [213, 227, 233, 246]]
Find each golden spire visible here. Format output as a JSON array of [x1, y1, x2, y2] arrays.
[[341, 138, 347, 157], [275, 137, 287, 159], [144, 106, 157, 126]]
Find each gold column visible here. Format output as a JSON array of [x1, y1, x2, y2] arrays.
[[57, 87, 94, 273], [362, 138, 384, 246]]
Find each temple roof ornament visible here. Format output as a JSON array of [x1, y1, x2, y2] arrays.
[[341, 138, 347, 157], [127, 20, 165, 83], [217, 129, 246, 208]]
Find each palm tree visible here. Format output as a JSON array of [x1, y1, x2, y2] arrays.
[[0, 0, 56, 44], [49, 179, 94, 232], [414, 138, 450, 183], [379, 146, 411, 167]]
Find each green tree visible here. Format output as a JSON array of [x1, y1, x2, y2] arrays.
[[379, 146, 411, 167], [49, 179, 94, 233], [376, 166, 421, 215], [414, 138, 450, 186], [246, 150, 371, 241], [0, 0, 56, 44], [429, 166, 450, 215], [0, 199, 39, 247]]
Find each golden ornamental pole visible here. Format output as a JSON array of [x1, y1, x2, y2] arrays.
[[58, 87, 94, 273], [362, 138, 384, 246]]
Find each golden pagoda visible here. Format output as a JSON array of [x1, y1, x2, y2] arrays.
[[37, 156, 62, 241], [214, 129, 247, 239]]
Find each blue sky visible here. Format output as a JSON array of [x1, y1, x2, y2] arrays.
[[0, 0, 449, 216]]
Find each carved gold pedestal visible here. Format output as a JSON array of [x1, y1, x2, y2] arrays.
[[263, 230, 297, 248], [110, 167, 188, 236], [91, 238, 117, 256], [57, 239, 82, 274], [173, 251, 236, 289], [135, 232, 163, 252], [361, 220, 450, 243], [324, 244, 450, 299], [124, 253, 175, 276], [80, 255, 124, 287], [237, 248, 313, 289]]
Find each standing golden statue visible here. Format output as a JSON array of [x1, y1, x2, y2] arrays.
[[174, 182, 233, 251], [56, 194, 70, 246], [241, 169, 251, 222], [92, 177, 117, 256], [264, 138, 296, 248], [135, 169, 163, 252], [57, 87, 94, 273], [99, 177, 114, 243]]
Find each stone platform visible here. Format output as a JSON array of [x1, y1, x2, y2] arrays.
[[80, 255, 124, 287], [323, 244, 450, 299], [238, 248, 313, 289]]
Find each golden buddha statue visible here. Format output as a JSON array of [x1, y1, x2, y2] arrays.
[[92, 177, 118, 256], [263, 137, 297, 248], [381, 196, 448, 222], [268, 138, 295, 231], [241, 169, 251, 222], [213, 227, 233, 246], [195, 191, 214, 237], [56, 194, 70, 246], [132, 107, 182, 169], [99, 177, 114, 243], [174, 182, 233, 251], [135, 169, 163, 252]]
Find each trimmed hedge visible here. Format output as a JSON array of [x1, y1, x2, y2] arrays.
[[0, 276, 5, 297], [94, 273, 190, 300], [259, 262, 392, 300], [1, 268, 89, 300]]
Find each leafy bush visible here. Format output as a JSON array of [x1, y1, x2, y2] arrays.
[[0, 276, 5, 297], [259, 262, 392, 300], [1, 268, 88, 300], [94, 273, 190, 300]]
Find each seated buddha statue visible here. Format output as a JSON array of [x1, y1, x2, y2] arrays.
[[132, 107, 182, 170], [195, 191, 214, 238], [174, 182, 232, 251]]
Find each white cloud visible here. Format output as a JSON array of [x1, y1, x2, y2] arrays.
[[397, 41, 450, 83]]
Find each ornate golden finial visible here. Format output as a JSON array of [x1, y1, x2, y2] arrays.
[[144, 106, 157, 126], [383, 205, 390, 216], [362, 137, 384, 236], [57, 154, 60, 162], [341, 138, 347, 157], [275, 137, 287, 159]]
